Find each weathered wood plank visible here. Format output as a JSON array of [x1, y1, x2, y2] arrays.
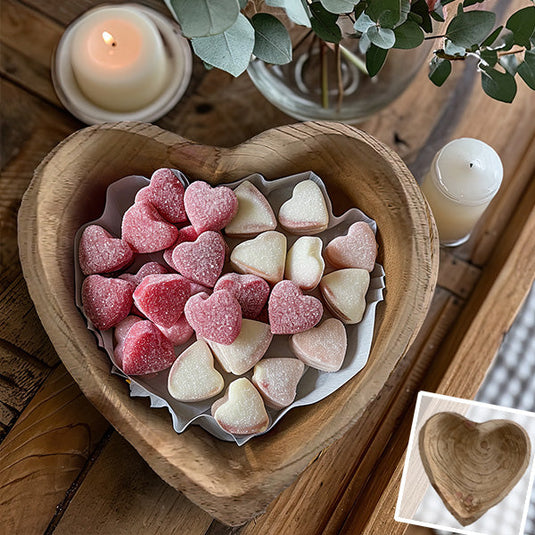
[[0, 365, 110, 535], [51, 433, 213, 535]]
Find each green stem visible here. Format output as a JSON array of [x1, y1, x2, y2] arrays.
[[320, 41, 329, 109], [339, 45, 368, 75]]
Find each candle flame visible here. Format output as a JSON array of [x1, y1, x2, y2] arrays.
[[102, 31, 116, 47]]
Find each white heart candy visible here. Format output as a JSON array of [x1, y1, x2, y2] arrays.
[[167, 340, 224, 402], [230, 230, 287, 284], [278, 180, 329, 234], [207, 319, 273, 375], [285, 236, 325, 290], [252, 358, 305, 409], [212, 378, 269, 435], [224, 181, 277, 237], [320, 268, 369, 324], [290, 318, 347, 372]]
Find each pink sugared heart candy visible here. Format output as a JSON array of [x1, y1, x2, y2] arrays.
[[324, 221, 378, 272], [184, 181, 238, 233], [163, 225, 199, 270], [113, 315, 143, 366], [121, 320, 176, 375], [214, 273, 270, 319], [145, 168, 187, 224], [79, 225, 133, 275], [156, 314, 194, 346], [119, 262, 168, 286], [172, 231, 225, 288], [81, 275, 134, 330], [133, 274, 191, 329], [268, 280, 323, 335], [184, 290, 242, 345], [121, 201, 178, 253]]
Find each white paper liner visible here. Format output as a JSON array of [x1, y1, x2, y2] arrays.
[[74, 171, 385, 445]]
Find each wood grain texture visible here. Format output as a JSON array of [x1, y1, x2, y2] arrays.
[[52, 433, 213, 535], [0, 365, 109, 535], [17, 121, 438, 525], [419, 412, 530, 526]]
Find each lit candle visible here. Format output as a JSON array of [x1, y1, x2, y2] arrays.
[[70, 6, 169, 112], [420, 138, 503, 246]]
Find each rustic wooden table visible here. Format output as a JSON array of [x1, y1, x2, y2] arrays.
[[1, 0, 534, 534]]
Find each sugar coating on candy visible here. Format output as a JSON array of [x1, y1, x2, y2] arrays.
[[252, 358, 305, 409], [119, 262, 168, 286], [184, 181, 238, 233], [207, 319, 273, 375], [320, 268, 370, 324], [214, 273, 270, 319], [285, 236, 325, 290], [278, 180, 329, 234], [122, 201, 178, 253], [230, 230, 287, 284], [168, 340, 224, 402], [121, 320, 176, 375], [172, 231, 225, 287], [224, 181, 277, 237], [268, 280, 323, 335], [113, 315, 143, 366], [82, 275, 134, 331], [211, 378, 269, 435], [156, 314, 194, 346], [184, 290, 242, 345], [290, 318, 347, 372], [79, 225, 133, 275], [133, 274, 192, 328], [324, 221, 378, 272], [147, 168, 187, 223]]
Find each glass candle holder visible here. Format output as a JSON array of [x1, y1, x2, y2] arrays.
[[420, 138, 503, 247]]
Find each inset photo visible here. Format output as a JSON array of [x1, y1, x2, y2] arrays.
[[396, 391, 535, 535]]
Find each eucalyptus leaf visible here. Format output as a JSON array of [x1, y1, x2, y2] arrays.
[[366, 44, 388, 76], [429, 56, 451, 86], [266, 0, 311, 28], [481, 25, 503, 47], [430, 9, 445, 23], [479, 48, 497, 68], [252, 13, 292, 64], [506, 6, 535, 48], [367, 25, 396, 49], [518, 49, 535, 89], [320, 0, 357, 14], [310, 2, 342, 43], [367, 0, 401, 22], [446, 10, 496, 48], [463, 0, 485, 6], [167, 0, 240, 38], [192, 14, 255, 77], [444, 39, 466, 57], [354, 12, 375, 33], [480, 65, 517, 102], [410, 0, 433, 33], [359, 31, 372, 54], [393, 20, 424, 49], [499, 54, 519, 76]]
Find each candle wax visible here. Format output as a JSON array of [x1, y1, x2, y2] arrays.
[[70, 6, 168, 112]]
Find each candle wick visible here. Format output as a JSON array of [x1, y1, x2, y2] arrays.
[[469, 162, 473, 168], [112, 42, 117, 47]]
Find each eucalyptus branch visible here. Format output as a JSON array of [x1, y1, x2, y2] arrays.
[[497, 47, 525, 57]]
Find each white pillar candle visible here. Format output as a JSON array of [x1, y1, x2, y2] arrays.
[[70, 6, 169, 112], [421, 138, 503, 246]]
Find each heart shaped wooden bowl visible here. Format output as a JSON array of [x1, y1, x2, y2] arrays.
[[419, 412, 531, 526], [18, 121, 438, 525]]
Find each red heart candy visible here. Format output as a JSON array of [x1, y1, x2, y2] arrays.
[[155, 314, 194, 346], [133, 274, 192, 328], [114, 315, 143, 366], [122, 320, 176, 375], [119, 262, 168, 286], [184, 290, 242, 345], [122, 201, 178, 253], [82, 275, 135, 330], [268, 280, 323, 334], [184, 181, 238, 233], [214, 273, 270, 319], [147, 168, 187, 224], [163, 225, 200, 270], [172, 231, 225, 288], [79, 225, 133, 275]]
